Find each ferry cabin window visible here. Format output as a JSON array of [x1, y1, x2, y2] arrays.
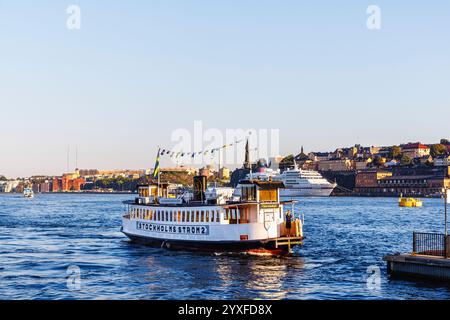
[[216, 210, 221, 223], [228, 209, 240, 224], [186, 211, 190, 223], [240, 208, 249, 223], [178, 211, 182, 222], [225, 209, 230, 221], [205, 211, 210, 223], [139, 188, 150, 198], [259, 189, 278, 202], [195, 211, 200, 222], [242, 186, 256, 201]]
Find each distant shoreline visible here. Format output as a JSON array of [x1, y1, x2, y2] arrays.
[[0, 191, 136, 195]]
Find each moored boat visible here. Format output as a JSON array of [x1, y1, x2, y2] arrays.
[[23, 187, 34, 199], [122, 176, 303, 255], [399, 197, 423, 207]]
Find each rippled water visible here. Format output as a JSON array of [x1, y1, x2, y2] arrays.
[[1, 193, 450, 300]]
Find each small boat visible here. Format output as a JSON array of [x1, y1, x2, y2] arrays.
[[23, 187, 34, 199], [399, 196, 422, 207]]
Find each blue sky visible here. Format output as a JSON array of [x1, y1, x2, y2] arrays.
[[1, 1, 449, 177]]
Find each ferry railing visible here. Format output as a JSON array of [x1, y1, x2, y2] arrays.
[[413, 232, 448, 258]]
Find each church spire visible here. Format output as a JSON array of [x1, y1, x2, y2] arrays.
[[244, 139, 251, 169]]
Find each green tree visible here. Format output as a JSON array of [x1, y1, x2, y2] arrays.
[[400, 154, 412, 166], [0, 175, 7, 181], [389, 146, 402, 160], [440, 138, 449, 145], [430, 144, 447, 157], [279, 154, 295, 171], [280, 154, 294, 164]]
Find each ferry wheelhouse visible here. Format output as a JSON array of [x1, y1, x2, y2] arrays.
[[122, 176, 303, 255]]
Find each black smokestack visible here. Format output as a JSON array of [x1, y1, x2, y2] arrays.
[[193, 176, 207, 202]]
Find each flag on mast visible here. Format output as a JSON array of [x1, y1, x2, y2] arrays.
[[153, 148, 161, 179]]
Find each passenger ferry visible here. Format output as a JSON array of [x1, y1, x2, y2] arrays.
[[122, 176, 303, 255]]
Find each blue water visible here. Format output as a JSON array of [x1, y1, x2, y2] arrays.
[[1, 193, 450, 300]]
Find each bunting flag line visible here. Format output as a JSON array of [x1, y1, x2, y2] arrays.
[[155, 138, 246, 160]]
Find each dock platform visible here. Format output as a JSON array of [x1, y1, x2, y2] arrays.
[[384, 231, 450, 281], [384, 253, 450, 281]]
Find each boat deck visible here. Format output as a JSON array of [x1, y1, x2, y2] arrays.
[[275, 236, 303, 248]]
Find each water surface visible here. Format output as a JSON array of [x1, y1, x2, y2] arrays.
[[0, 193, 449, 300]]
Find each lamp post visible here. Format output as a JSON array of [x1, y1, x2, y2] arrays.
[[444, 187, 449, 259], [445, 187, 449, 236]]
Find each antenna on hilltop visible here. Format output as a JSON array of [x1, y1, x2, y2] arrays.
[[66, 145, 70, 173]]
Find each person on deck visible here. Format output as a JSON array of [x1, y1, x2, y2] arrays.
[[285, 210, 292, 236]]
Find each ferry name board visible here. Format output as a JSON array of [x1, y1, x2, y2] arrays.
[[260, 204, 279, 209], [136, 221, 209, 235]]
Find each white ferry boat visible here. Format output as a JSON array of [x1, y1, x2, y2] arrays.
[[122, 176, 303, 255]]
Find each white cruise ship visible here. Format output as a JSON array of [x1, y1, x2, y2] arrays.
[[273, 168, 337, 197], [237, 167, 337, 197]]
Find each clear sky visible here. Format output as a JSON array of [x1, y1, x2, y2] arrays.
[[1, 1, 449, 178]]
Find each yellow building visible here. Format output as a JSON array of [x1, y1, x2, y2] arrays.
[[318, 159, 354, 172]]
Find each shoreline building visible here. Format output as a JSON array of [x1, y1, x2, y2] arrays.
[[354, 166, 450, 197], [401, 143, 431, 159], [52, 172, 86, 192]]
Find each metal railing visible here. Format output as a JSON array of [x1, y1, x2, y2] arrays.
[[413, 232, 447, 257]]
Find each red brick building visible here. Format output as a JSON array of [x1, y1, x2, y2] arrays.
[[52, 174, 85, 192]]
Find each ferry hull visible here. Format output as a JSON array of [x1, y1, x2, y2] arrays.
[[122, 230, 297, 255]]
